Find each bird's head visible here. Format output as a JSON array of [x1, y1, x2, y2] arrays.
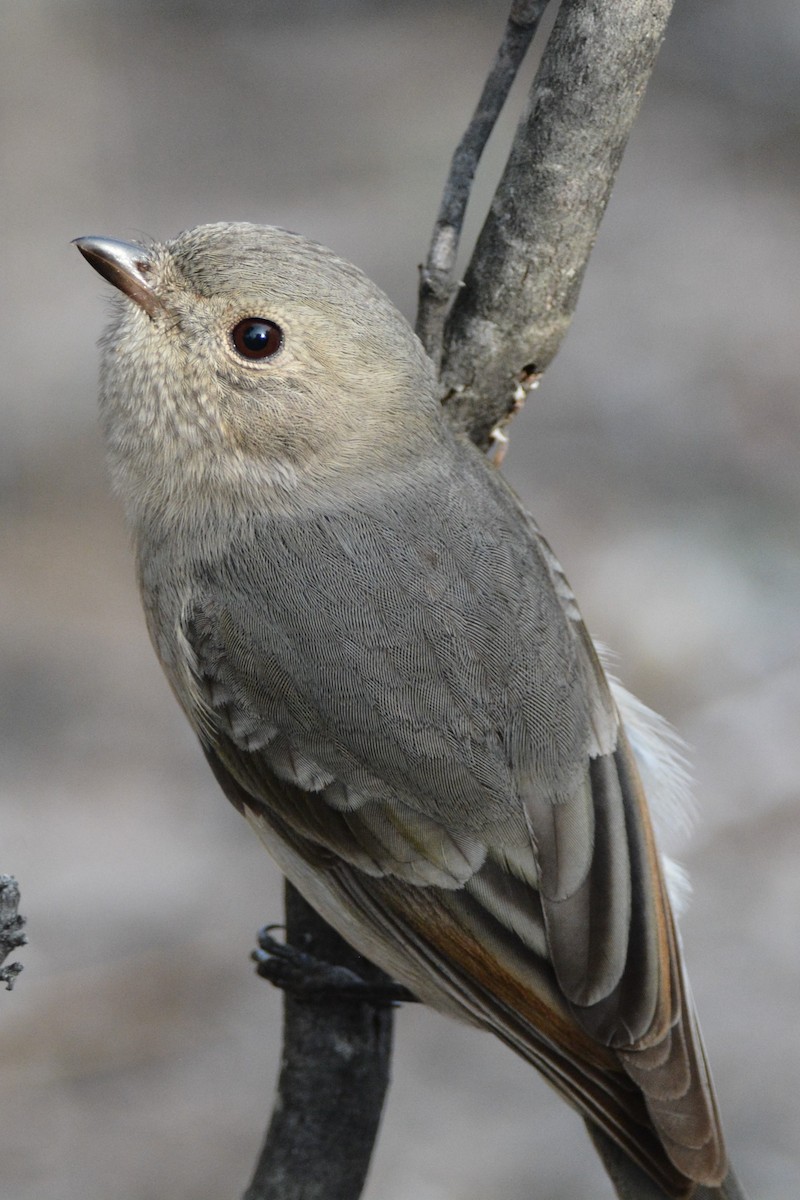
[[76, 222, 438, 530]]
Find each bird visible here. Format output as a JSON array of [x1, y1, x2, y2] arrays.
[[75, 221, 743, 1198]]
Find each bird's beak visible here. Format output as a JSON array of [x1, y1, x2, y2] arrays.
[[73, 236, 162, 316]]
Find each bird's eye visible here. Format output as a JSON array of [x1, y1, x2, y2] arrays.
[[231, 317, 283, 360]]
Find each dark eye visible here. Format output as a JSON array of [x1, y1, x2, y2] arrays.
[[231, 317, 283, 360]]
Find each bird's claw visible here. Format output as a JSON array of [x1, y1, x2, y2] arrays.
[[253, 925, 416, 1006]]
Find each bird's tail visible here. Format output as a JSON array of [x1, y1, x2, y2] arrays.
[[586, 1123, 750, 1200]]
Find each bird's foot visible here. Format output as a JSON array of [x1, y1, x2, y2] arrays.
[[252, 924, 416, 1005]]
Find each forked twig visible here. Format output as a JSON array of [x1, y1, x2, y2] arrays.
[[416, 0, 550, 366]]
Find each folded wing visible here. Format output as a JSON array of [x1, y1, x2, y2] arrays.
[[163, 448, 726, 1194]]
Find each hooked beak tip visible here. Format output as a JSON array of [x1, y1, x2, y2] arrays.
[[74, 235, 161, 316]]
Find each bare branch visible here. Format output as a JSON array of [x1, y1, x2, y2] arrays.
[[244, 884, 395, 1200], [441, 0, 675, 451], [416, 0, 550, 367]]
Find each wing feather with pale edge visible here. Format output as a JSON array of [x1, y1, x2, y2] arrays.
[[192, 685, 725, 1193]]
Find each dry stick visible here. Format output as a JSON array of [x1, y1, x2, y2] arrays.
[[246, 2, 733, 1199], [441, 0, 677, 451], [243, 885, 397, 1200], [416, 0, 550, 368]]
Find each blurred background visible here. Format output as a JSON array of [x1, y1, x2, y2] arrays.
[[2, 2, 798, 1197]]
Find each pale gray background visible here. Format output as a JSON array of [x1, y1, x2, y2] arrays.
[[2, 2, 798, 1197]]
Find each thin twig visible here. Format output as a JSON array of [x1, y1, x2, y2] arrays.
[[416, 0, 550, 368]]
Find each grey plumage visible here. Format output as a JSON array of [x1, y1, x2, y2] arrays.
[[76, 222, 738, 1198]]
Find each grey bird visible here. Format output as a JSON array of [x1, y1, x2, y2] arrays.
[[75, 222, 744, 1199]]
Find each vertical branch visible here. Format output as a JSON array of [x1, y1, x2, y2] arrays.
[[244, 884, 395, 1200], [416, 0, 550, 367], [441, 0, 675, 449]]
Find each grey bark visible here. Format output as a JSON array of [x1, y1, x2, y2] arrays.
[[440, 0, 675, 451], [244, 885, 396, 1200], [416, 0, 550, 367]]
